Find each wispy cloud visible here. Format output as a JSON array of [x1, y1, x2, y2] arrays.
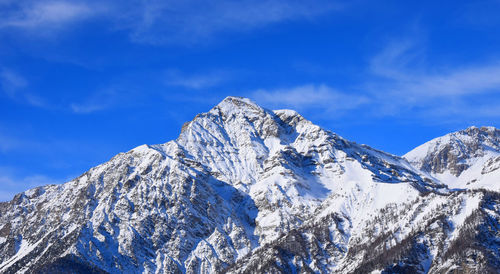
[[69, 68, 233, 113], [120, 0, 342, 45], [252, 84, 368, 114], [164, 69, 230, 89], [0, 68, 27, 96], [0, 1, 97, 34], [70, 102, 106, 114], [0, 68, 49, 108], [1, 0, 342, 43], [370, 39, 500, 96], [252, 38, 500, 123], [367, 39, 500, 119], [69, 86, 124, 114]]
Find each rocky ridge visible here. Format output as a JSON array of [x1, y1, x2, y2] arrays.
[[405, 126, 500, 191], [0, 97, 498, 273]]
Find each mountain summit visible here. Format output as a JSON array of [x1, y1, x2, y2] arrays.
[[0, 97, 499, 273], [405, 126, 500, 190]]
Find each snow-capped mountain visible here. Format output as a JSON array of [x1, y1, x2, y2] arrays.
[[404, 126, 500, 191], [0, 97, 498, 273]]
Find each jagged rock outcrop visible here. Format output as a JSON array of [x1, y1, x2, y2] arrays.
[[0, 97, 498, 273], [226, 189, 500, 273], [404, 126, 500, 176], [405, 126, 500, 191]]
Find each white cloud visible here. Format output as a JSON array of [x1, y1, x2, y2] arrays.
[[0, 68, 27, 96], [70, 102, 107, 114], [111, 0, 342, 45], [0, 0, 342, 43], [252, 84, 369, 114], [0, 1, 97, 33], [0, 68, 50, 108], [370, 39, 500, 97], [251, 39, 500, 123], [369, 39, 423, 80], [366, 39, 500, 119], [164, 70, 229, 89], [69, 83, 144, 114], [69, 68, 233, 113], [396, 65, 500, 96]]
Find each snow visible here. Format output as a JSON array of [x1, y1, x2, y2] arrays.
[[404, 126, 500, 191], [0, 97, 498, 273], [448, 194, 482, 240], [428, 151, 500, 191], [0, 237, 44, 272]]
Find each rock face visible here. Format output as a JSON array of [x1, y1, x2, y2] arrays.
[[404, 126, 500, 176], [0, 97, 498, 273], [405, 126, 500, 190], [226, 190, 500, 273]]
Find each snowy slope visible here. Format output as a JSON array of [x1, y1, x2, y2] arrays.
[[404, 126, 500, 191], [0, 97, 498, 273], [227, 189, 500, 273]]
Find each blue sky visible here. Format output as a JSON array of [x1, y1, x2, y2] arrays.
[[1, 0, 500, 200]]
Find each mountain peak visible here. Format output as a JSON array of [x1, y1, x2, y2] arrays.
[[220, 96, 252, 104], [210, 96, 264, 116], [4, 101, 500, 273], [461, 125, 499, 137], [404, 126, 500, 177]]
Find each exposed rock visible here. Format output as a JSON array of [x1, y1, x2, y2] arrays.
[[0, 97, 498, 273]]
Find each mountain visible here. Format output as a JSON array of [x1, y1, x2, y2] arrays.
[[0, 97, 498, 273], [404, 126, 500, 191]]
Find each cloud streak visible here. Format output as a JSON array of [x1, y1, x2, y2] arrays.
[[0, 68, 49, 108], [367, 39, 500, 120], [69, 86, 125, 114], [164, 70, 230, 89], [252, 39, 500, 123], [120, 0, 341, 45], [252, 84, 368, 114], [370, 39, 500, 97], [0, 0, 98, 34], [0, 68, 27, 96], [69, 68, 234, 113], [0, 0, 342, 43]]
